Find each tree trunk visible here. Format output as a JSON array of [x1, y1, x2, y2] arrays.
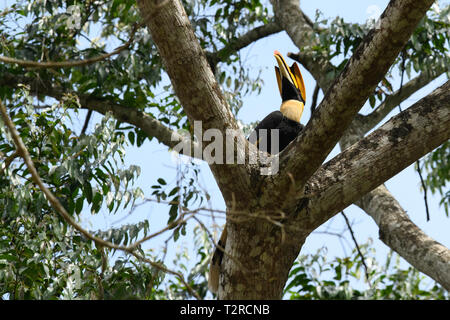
[[219, 208, 307, 299]]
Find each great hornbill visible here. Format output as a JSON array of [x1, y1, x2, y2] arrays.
[[207, 51, 307, 294], [249, 50, 306, 154]]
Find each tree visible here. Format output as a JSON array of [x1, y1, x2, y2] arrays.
[[0, 0, 449, 300]]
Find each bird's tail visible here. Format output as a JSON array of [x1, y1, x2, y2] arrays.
[[208, 226, 227, 294]]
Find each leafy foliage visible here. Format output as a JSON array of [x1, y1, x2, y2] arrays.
[[284, 241, 448, 300], [0, 88, 161, 299]]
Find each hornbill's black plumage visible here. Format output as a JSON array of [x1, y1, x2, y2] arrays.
[[207, 52, 307, 294]]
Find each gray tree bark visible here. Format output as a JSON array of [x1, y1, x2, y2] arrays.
[[357, 185, 450, 291]]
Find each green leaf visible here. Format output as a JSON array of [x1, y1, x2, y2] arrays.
[[168, 204, 178, 223], [128, 131, 135, 145], [369, 95, 376, 108], [84, 182, 93, 204], [75, 197, 84, 215]]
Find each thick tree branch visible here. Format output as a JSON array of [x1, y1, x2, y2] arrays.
[[280, 83, 450, 296], [270, 0, 435, 204], [284, 6, 447, 287], [206, 21, 283, 68], [137, 0, 236, 134], [0, 72, 200, 157], [294, 82, 450, 289], [136, 0, 253, 205], [79, 97, 200, 152], [336, 72, 449, 291], [361, 68, 447, 132], [356, 185, 450, 291], [286, 8, 446, 139], [303, 80, 450, 232], [271, 0, 335, 90]]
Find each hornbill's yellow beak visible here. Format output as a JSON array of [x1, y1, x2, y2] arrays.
[[274, 50, 306, 103]]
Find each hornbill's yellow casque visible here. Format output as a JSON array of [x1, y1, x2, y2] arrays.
[[207, 51, 307, 294]]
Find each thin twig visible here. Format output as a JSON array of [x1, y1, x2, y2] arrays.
[[310, 83, 320, 115], [416, 160, 430, 221], [341, 211, 372, 288], [127, 212, 195, 250]]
